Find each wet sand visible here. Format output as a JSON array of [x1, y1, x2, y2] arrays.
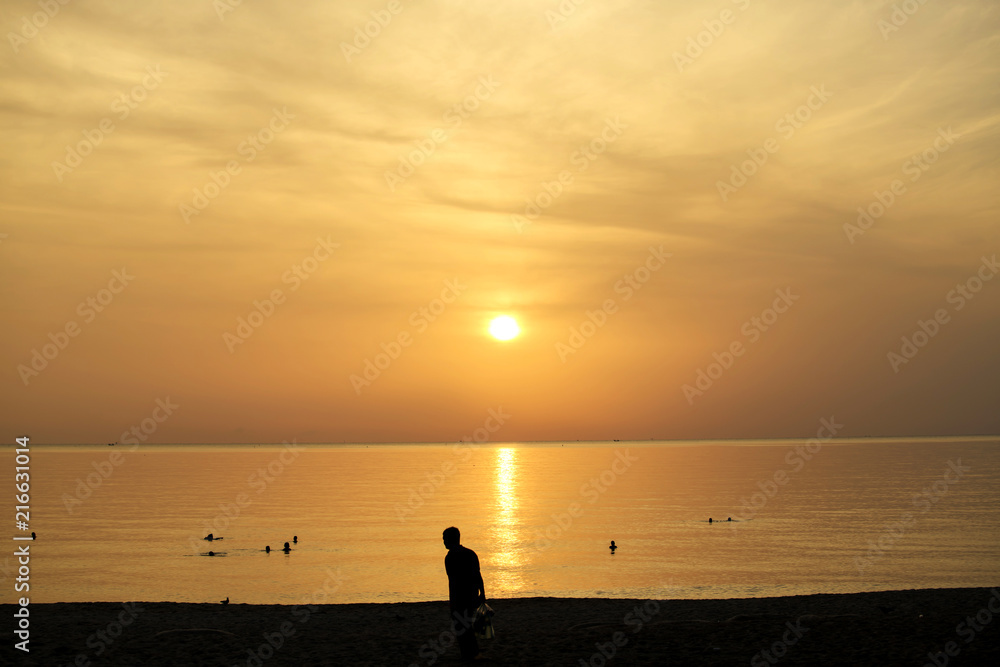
[[8, 587, 1000, 666]]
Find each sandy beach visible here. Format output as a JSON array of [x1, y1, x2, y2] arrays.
[[8, 587, 999, 666]]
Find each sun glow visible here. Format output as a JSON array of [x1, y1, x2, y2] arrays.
[[488, 315, 520, 341]]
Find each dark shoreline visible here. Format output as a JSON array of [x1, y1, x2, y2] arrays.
[[7, 587, 1000, 666]]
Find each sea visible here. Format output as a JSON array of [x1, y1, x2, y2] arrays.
[[7, 437, 999, 606]]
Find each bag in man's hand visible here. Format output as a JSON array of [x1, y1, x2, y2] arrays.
[[474, 603, 495, 640]]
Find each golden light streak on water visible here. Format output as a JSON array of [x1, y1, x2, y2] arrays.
[[488, 447, 526, 593]]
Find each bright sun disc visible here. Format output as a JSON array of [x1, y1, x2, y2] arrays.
[[489, 315, 520, 341]]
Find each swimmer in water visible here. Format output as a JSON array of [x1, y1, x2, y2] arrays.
[[282, 542, 291, 553], [609, 540, 617, 553]]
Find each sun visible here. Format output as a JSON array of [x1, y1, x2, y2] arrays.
[[489, 315, 520, 341]]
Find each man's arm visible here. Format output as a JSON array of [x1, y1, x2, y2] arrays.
[[475, 553, 485, 603]]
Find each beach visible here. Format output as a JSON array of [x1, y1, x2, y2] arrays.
[[10, 587, 1000, 666]]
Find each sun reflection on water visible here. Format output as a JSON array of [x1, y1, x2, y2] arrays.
[[489, 447, 525, 594]]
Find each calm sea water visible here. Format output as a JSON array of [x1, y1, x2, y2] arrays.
[[6, 439, 999, 605]]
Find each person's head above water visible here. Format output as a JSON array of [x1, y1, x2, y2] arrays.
[[283, 542, 290, 550], [265, 546, 270, 553], [443, 526, 460, 549]]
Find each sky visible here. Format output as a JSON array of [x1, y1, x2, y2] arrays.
[[1, 0, 998, 444]]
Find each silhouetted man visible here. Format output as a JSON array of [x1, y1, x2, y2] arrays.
[[443, 526, 485, 660]]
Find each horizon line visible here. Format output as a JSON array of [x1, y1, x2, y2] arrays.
[[18, 434, 1000, 447]]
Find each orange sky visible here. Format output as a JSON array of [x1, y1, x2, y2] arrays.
[[1, 0, 998, 444]]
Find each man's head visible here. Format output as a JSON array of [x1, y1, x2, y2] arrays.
[[443, 526, 460, 549]]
